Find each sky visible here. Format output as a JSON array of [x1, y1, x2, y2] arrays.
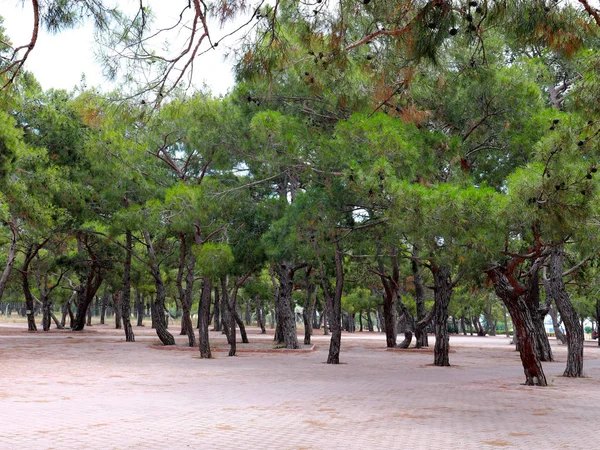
[[0, 0, 248, 95]]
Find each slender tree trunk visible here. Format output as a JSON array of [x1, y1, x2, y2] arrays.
[[432, 266, 452, 366], [546, 246, 584, 377], [212, 286, 221, 331], [596, 298, 600, 347], [366, 309, 374, 332], [114, 293, 122, 329], [199, 277, 212, 359], [548, 303, 567, 344], [233, 308, 249, 343], [412, 255, 429, 348], [41, 295, 52, 331], [488, 266, 547, 386], [255, 294, 266, 334], [21, 246, 37, 332], [136, 290, 144, 326], [100, 284, 107, 325], [143, 230, 175, 345], [326, 242, 344, 364], [303, 268, 314, 345], [119, 231, 135, 342], [461, 317, 467, 336]]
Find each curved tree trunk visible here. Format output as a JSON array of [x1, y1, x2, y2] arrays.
[[198, 277, 212, 359], [547, 246, 584, 377], [548, 304, 567, 344], [143, 230, 175, 346], [432, 266, 452, 367], [488, 266, 547, 386]]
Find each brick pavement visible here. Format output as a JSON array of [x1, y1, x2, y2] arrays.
[[1, 322, 599, 449]]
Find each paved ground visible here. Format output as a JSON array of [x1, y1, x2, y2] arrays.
[[1, 321, 600, 450]]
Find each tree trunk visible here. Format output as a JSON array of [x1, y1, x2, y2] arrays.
[[119, 231, 135, 342], [100, 284, 107, 325], [60, 292, 76, 328], [212, 286, 221, 332], [176, 234, 196, 347], [548, 303, 567, 344], [366, 309, 374, 332], [325, 242, 344, 364], [41, 295, 52, 332], [198, 277, 212, 359], [276, 261, 300, 349], [303, 269, 314, 345], [488, 266, 547, 386], [136, 290, 144, 326], [255, 295, 266, 333], [21, 246, 37, 332], [143, 230, 175, 346], [0, 222, 18, 302], [244, 298, 251, 325], [233, 308, 249, 343], [546, 246, 584, 377], [432, 266, 452, 367], [113, 293, 122, 329]]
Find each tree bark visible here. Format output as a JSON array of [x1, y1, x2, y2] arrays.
[[136, 290, 144, 326], [143, 230, 175, 346], [21, 245, 38, 332], [255, 294, 266, 334], [323, 242, 344, 364], [548, 303, 567, 344], [432, 265, 452, 366], [275, 261, 301, 349], [303, 268, 315, 345], [0, 221, 18, 302], [72, 237, 105, 331], [176, 234, 196, 347], [546, 246, 584, 377], [212, 286, 221, 331], [412, 254, 429, 348], [119, 231, 135, 342], [198, 277, 212, 359], [100, 284, 107, 325], [488, 265, 547, 386]]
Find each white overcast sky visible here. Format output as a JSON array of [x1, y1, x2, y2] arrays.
[[0, 0, 250, 95]]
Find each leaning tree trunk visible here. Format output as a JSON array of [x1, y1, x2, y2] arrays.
[[198, 277, 212, 359], [326, 242, 344, 364], [119, 231, 135, 342], [143, 230, 175, 346], [432, 266, 452, 367], [276, 261, 300, 349], [233, 309, 249, 344], [548, 304, 567, 344], [547, 246, 584, 377], [488, 267, 547, 386]]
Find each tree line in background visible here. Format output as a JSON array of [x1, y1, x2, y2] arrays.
[[1, 0, 600, 385]]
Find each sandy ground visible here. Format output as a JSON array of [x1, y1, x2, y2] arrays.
[[1, 320, 600, 450]]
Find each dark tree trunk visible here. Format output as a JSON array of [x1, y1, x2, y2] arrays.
[[120, 231, 135, 342], [378, 246, 401, 348], [366, 309, 374, 332], [432, 266, 452, 367], [199, 277, 212, 359], [0, 222, 18, 302], [275, 261, 301, 349], [412, 255, 429, 348], [546, 246, 584, 377], [114, 293, 122, 329], [488, 265, 547, 386], [60, 292, 75, 328], [359, 310, 363, 332], [529, 274, 553, 362], [255, 295, 266, 334], [303, 268, 315, 345], [234, 308, 249, 344], [212, 286, 221, 332], [244, 298, 251, 325], [461, 317, 467, 336], [596, 298, 600, 347], [136, 290, 144, 326], [176, 234, 196, 347], [143, 230, 175, 346], [41, 295, 52, 331], [100, 284, 107, 325], [21, 246, 37, 332], [323, 242, 344, 364]]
